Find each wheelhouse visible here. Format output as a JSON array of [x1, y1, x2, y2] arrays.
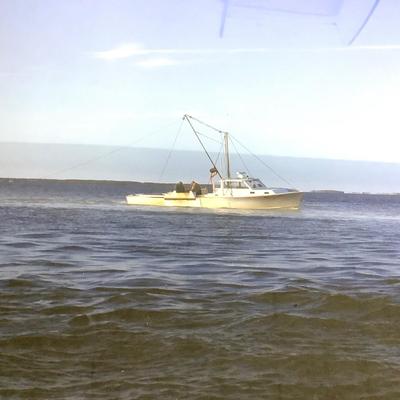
[[214, 177, 267, 190]]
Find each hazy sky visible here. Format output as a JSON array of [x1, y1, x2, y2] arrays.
[[1, 0, 400, 163]]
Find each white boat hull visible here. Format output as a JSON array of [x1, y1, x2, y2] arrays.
[[126, 191, 303, 210]]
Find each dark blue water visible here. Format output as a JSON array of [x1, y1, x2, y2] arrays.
[[1, 179, 400, 399]]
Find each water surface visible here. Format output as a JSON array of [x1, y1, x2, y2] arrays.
[[1, 180, 400, 399]]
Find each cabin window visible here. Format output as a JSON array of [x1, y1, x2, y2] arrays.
[[249, 179, 265, 188], [228, 181, 244, 189], [222, 180, 245, 189]]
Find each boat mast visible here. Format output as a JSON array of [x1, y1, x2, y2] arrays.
[[224, 132, 231, 179]]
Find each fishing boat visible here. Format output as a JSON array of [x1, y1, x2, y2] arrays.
[[126, 115, 303, 210]]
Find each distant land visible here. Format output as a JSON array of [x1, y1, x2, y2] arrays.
[[0, 142, 399, 193]]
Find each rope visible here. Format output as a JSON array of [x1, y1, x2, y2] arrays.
[[46, 120, 179, 179], [183, 115, 222, 178], [185, 114, 292, 186], [158, 120, 184, 181], [214, 139, 224, 167], [184, 114, 227, 134], [195, 129, 223, 145], [230, 134, 293, 187], [196, 130, 226, 177], [230, 137, 253, 177]]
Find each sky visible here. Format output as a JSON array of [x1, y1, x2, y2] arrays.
[[1, 0, 400, 164]]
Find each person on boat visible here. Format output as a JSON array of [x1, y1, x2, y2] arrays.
[[190, 181, 202, 196], [175, 181, 185, 193]]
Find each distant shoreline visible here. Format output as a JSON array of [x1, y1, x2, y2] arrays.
[[1, 177, 399, 196], [0, 177, 175, 185]]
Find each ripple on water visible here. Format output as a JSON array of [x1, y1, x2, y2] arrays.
[[1, 191, 400, 399]]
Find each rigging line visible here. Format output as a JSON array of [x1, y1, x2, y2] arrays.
[[185, 114, 228, 135], [214, 139, 224, 166], [183, 115, 223, 179], [45, 120, 179, 179], [215, 135, 225, 176], [195, 128, 225, 171], [230, 137, 253, 177], [209, 138, 225, 184], [195, 129, 223, 144], [230, 134, 293, 187], [184, 114, 227, 173], [348, 0, 381, 45], [158, 120, 184, 181]]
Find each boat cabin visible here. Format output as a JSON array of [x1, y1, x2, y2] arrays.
[[212, 172, 275, 197], [214, 178, 266, 190]]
